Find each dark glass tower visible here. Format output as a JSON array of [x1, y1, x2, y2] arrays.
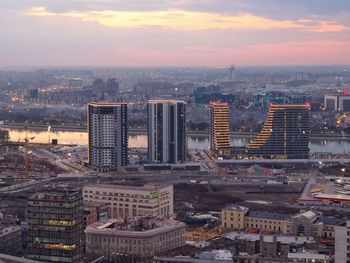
[[27, 189, 84, 263], [247, 104, 310, 159], [147, 100, 186, 164], [88, 102, 128, 172]]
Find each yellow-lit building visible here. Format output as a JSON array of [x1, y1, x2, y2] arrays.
[[209, 101, 230, 157]]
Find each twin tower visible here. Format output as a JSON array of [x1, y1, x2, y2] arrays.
[[87, 100, 186, 172]]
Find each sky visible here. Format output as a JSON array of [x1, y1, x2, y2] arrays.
[[1, 0, 350, 67]]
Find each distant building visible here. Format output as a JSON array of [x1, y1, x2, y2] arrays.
[[67, 78, 83, 89], [88, 102, 128, 172], [247, 104, 310, 159], [83, 184, 174, 219], [228, 65, 235, 81], [0, 129, 9, 144], [147, 100, 186, 164], [85, 216, 186, 261], [209, 101, 230, 157], [324, 91, 350, 111], [195, 92, 235, 104], [27, 189, 84, 263]]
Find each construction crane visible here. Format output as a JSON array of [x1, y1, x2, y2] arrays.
[[23, 125, 35, 174]]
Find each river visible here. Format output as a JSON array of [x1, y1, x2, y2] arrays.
[[4, 128, 350, 154]]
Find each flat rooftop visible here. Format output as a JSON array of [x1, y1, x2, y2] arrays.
[[84, 183, 172, 191], [247, 210, 291, 221], [85, 217, 185, 236], [314, 193, 350, 201]]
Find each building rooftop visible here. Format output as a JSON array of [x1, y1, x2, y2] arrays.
[[85, 216, 185, 237], [88, 102, 127, 107], [226, 231, 315, 245], [0, 254, 40, 263], [84, 183, 172, 191], [148, 99, 186, 104], [314, 193, 350, 201], [318, 216, 346, 226], [247, 210, 291, 221], [293, 210, 319, 221], [29, 188, 81, 201], [223, 204, 249, 213]]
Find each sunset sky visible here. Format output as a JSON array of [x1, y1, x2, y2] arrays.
[[1, 0, 350, 67]]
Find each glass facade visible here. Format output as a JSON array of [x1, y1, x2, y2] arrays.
[[27, 190, 84, 263], [247, 104, 310, 159]]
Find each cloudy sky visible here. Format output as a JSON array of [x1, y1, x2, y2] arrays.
[[1, 0, 350, 67]]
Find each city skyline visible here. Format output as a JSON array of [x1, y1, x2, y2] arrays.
[[1, 0, 350, 67]]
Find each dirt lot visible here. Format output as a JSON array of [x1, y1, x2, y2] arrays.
[[174, 182, 304, 214]]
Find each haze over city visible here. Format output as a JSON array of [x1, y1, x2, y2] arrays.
[[1, 0, 350, 67], [2, 1, 350, 263]]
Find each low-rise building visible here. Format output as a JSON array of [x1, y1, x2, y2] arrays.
[[85, 216, 186, 262], [222, 205, 342, 240], [83, 201, 110, 228], [222, 204, 292, 235], [155, 233, 327, 263], [83, 184, 173, 219]]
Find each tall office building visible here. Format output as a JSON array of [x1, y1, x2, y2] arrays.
[[147, 100, 186, 164], [88, 102, 128, 172], [247, 104, 310, 159], [228, 65, 236, 81], [27, 189, 84, 263], [209, 101, 230, 156], [324, 91, 350, 111]]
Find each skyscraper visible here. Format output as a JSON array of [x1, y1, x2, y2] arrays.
[[247, 103, 310, 159], [88, 102, 128, 172], [209, 101, 230, 156], [228, 65, 235, 81], [27, 189, 84, 263], [147, 100, 186, 164]]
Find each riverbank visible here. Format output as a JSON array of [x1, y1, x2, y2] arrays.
[[2, 123, 350, 140]]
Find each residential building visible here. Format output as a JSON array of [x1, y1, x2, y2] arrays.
[[147, 99, 186, 164], [87, 102, 128, 172], [85, 216, 186, 262], [27, 189, 84, 263], [83, 184, 173, 219], [209, 101, 230, 157], [324, 91, 350, 111], [247, 104, 310, 159]]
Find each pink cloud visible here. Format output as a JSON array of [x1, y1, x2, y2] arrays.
[[100, 40, 350, 66]]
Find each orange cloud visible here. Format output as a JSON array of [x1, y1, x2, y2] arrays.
[[24, 7, 348, 32]]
